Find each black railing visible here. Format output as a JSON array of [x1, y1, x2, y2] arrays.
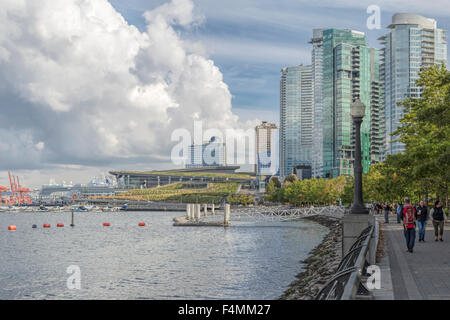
[[315, 225, 374, 300]]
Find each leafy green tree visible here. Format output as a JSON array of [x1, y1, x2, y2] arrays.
[[393, 64, 450, 206], [270, 176, 281, 188], [284, 174, 298, 184]]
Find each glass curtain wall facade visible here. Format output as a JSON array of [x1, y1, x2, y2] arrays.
[[280, 65, 313, 178], [321, 29, 379, 177], [379, 13, 447, 155], [311, 29, 324, 178], [369, 48, 385, 164]]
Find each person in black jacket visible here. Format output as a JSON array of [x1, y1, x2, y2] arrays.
[[430, 200, 447, 242], [416, 200, 428, 242], [384, 202, 391, 223]]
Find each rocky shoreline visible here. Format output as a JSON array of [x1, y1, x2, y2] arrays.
[[279, 215, 343, 300]]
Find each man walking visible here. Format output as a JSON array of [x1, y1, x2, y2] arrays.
[[396, 202, 403, 224], [416, 200, 428, 242], [402, 197, 417, 253], [384, 202, 391, 223]]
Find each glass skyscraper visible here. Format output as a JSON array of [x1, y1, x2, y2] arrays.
[[379, 13, 447, 155], [311, 29, 324, 178], [320, 29, 381, 177], [280, 65, 313, 178]]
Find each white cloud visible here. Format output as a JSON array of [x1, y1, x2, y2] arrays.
[[0, 0, 245, 181], [143, 0, 204, 27]]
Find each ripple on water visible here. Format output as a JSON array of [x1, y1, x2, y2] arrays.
[[0, 211, 328, 299]]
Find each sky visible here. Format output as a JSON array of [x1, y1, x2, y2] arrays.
[[0, 0, 449, 188]]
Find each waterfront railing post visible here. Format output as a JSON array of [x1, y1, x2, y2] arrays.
[[211, 203, 215, 215], [203, 204, 208, 216]]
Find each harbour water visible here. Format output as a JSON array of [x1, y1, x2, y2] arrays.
[[0, 211, 328, 299]]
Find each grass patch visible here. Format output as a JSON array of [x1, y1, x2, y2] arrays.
[[104, 182, 240, 204]]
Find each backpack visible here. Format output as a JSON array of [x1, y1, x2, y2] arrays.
[[432, 207, 444, 221], [403, 205, 415, 226]]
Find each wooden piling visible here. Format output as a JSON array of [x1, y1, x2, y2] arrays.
[[70, 211, 75, 227], [186, 204, 191, 220], [196, 204, 201, 221], [224, 204, 230, 226]]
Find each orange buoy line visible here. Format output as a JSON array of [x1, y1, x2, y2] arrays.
[[7, 222, 151, 230]]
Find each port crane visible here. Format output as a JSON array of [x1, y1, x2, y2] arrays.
[[3, 172, 32, 205]]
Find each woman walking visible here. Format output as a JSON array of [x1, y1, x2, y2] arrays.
[[416, 200, 428, 242], [430, 200, 447, 242]]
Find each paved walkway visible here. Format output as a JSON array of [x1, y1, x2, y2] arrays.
[[379, 217, 450, 300]]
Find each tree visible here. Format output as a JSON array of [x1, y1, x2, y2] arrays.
[[269, 176, 281, 188], [284, 173, 298, 184], [394, 64, 450, 207]]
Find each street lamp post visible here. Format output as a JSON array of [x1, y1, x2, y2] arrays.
[[350, 99, 369, 215]]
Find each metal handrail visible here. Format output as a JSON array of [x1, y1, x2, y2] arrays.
[[315, 267, 356, 300], [336, 244, 364, 272], [349, 226, 372, 251], [315, 225, 374, 300], [341, 226, 373, 299]]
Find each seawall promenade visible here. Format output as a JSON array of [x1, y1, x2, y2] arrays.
[[375, 216, 450, 300]]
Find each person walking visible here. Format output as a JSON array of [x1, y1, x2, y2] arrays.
[[430, 200, 447, 242], [396, 202, 403, 224], [384, 202, 391, 223], [416, 200, 428, 242], [401, 197, 417, 253]]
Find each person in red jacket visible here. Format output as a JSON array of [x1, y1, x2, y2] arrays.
[[401, 197, 417, 253]]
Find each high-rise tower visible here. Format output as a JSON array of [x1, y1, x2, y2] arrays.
[[280, 65, 313, 178], [379, 13, 447, 155], [320, 29, 380, 177]]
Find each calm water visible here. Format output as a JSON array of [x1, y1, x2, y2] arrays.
[[0, 211, 328, 300]]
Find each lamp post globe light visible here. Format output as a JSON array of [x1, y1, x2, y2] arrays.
[[350, 99, 369, 215]]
